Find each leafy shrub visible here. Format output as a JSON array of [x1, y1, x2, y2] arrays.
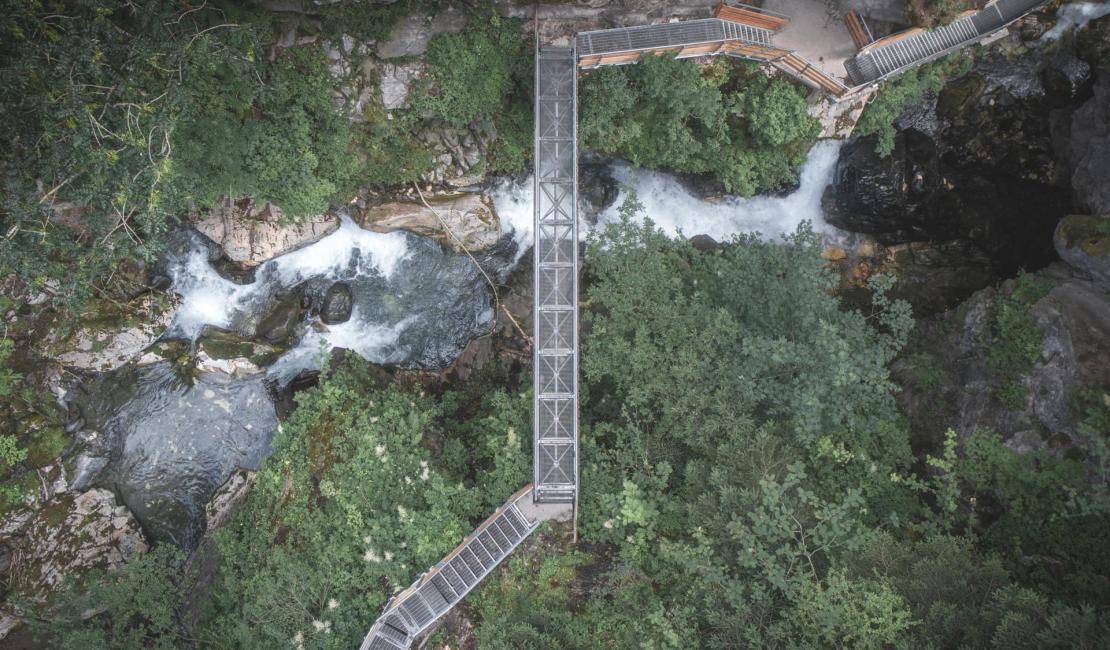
[[856, 53, 973, 157], [579, 56, 819, 196], [988, 272, 1052, 403], [410, 8, 532, 173], [909, 351, 947, 392]]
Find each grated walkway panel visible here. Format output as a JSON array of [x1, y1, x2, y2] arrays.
[[533, 44, 579, 504], [846, 0, 1048, 85], [359, 487, 541, 650], [576, 18, 772, 57]]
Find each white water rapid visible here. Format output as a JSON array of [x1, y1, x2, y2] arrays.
[[490, 139, 847, 247], [1043, 2, 1110, 40]]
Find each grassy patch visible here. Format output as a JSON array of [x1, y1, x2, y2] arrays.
[[987, 272, 1052, 407]]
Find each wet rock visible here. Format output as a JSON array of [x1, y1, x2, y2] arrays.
[[321, 282, 353, 324], [579, 161, 620, 222], [50, 293, 178, 372], [193, 199, 340, 267], [255, 288, 304, 344], [357, 193, 501, 252], [377, 8, 467, 59], [380, 61, 422, 110], [689, 234, 721, 254], [0, 489, 147, 602], [197, 326, 284, 370], [204, 470, 256, 533], [1054, 215, 1110, 288]]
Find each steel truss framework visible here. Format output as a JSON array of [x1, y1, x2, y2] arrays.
[[532, 44, 579, 505]]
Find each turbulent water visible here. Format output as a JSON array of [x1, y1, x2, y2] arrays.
[[167, 216, 500, 384], [490, 139, 847, 245], [1044, 2, 1110, 40], [78, 362, 278, 549], [93, 141, 845, 546]]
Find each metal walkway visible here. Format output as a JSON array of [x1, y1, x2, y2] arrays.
[[358, 1, 1059, 644], [845, 0, 1048, 85], [358, 487, 541, 650], [533, 44, 580, 505]]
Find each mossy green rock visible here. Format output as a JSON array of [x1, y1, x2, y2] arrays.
[[197, 327, 285, 368], [1054, 215, 1110, 288]]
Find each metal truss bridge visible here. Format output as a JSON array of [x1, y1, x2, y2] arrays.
[[361, 1, 1049, 646]]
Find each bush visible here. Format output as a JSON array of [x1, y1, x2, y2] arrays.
[[579, 56, 819, 196], [856, 54, 973, 157], [988, 272, 1052, 396]]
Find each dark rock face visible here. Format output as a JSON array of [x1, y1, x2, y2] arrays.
[[822, 31, 1110, 300], [893, 263, 1110, 457], [320, 282, 353, 324], [1054, 215, 1110, 288]]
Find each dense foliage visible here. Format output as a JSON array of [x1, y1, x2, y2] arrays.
[[0, 1, 362, 312], [580, 58, 819, 196], [412, 9, 533, 174], [36, 216, 1110, 648], [855, 53, 973, 157]]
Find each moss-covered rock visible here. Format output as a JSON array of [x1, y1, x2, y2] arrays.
[[1054, 215, 1110, 288]]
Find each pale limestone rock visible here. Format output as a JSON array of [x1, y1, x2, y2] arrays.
[[205, 470, 257, 533], [380, 62, 422, 110], [193, 200, 340, 266], [53, 293, 178, 372], [357, 193, 501, 252], [0, 489, 147, 602]]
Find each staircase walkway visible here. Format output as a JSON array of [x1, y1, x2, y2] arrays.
[[358, 487, 544, 650], [845, 0, 1048, 85]]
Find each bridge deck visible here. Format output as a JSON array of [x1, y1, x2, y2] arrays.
[[845, 0, 1047, 85], [533, 44, 579, 505], [359, 487, 542, 650]]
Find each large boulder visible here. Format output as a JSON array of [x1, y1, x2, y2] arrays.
[[1054, 215, 1110, 289], [376, 8, 467, 59], [193, 199, 340, 267], [0, 489, 147, 602], [49, 293, 178, 372], [357, 193, 501, 252], [893, 264, 1110, 456], [1067, 70, 1110, 215], [321, 282, 354, 324], [380, 61, 423, 110]]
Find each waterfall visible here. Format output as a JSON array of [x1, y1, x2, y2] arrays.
[[489, 139, 847, 250]]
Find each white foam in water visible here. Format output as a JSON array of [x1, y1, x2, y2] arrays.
[[266, 309, 414, 383], [488, 140, 847, 258], [491, 176, 536, 265], [267, 217, 410, 285], [168, 216, 410, 341], [598, 139, 845, 241], [169, 247, 255, 338], [1043, 2, 1110, 40]]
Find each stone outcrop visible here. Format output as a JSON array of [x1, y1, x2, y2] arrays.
[[357, 193, 501, 252], [380, 61, 422, 110], [376, 7, 467, 59], [50, 293, 178, 372], [0, 489, 147, 602], [193, 199, 340, 267], [822, 29, 1110, 302], [893, 263, 1110, 456], [1054, 215, 1110, 289]]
